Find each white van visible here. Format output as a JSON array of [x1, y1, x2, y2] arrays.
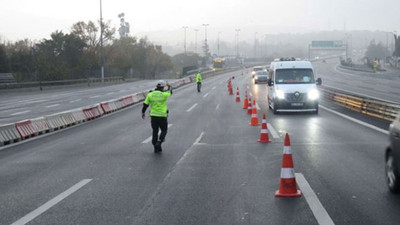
[[267, 60, 322, 114]]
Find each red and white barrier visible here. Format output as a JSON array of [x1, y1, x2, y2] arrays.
[[15, 120, 37, 139]]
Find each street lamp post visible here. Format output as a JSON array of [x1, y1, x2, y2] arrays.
[[254, 32, 258, 58], [217, 32, 221, 56], [194, 29, 199, 54], [235, 29, 240, 59], [182, 26, 188, 54], [100, 0, 104, 83], [202, 24, 209, 63]]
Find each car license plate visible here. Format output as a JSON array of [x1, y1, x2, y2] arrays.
[[291, 103, 304, 106]]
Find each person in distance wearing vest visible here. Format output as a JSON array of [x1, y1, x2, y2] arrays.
[[142, 80, 172, 153]]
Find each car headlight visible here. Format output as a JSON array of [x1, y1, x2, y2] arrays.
[[308, 89, 319, 100], [275, 90, 285, 99]]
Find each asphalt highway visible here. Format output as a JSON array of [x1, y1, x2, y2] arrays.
[[1, 67, 400, 224]]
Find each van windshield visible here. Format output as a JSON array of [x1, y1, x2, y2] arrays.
[[275, 68, 315, 84]]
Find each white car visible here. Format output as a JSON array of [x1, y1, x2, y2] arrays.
[[251, 66, 264, 78], [254, 71, 269, 84]]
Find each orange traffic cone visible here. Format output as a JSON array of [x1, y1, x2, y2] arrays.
[[235, 87, 241, 102], [243, 91, 249, 109], [258, 114, 271, 142], [247, 97, 252, 114], [249, 100, 260, 126], [275, 133, 301, 197], [229, 86, 233, 95]]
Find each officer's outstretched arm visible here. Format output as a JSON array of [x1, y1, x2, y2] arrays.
[[142, 103, 149, 119]]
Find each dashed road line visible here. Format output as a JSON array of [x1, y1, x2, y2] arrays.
[[89, 95, 100, 98], [142, 124, 173, 144], [11, 179, 92, 225], [46, 104, 60, 108], [256, 103, 260, 110], [10, 110, 31, 116], [212, 86, 216, 90], [203, 93, 209, 98], [216, 104, 220, 110], [186, 103, 198, 112], [69, 99, 82, 103], [249, 92, 253, 97], [106, 92, 114, 95], [295, 173, 335, 225], [267, 123, 280, 138]]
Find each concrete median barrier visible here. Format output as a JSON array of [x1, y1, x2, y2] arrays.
[[46, 114, 67, 131], [31, 117, 50, 135], [0, 123, 21, 146], [15, 120, 37, 140], [83, 105, 102, 120], [100, 102, 112, 114], [58, 111, 76, 127], [71, 109, 87, 124]]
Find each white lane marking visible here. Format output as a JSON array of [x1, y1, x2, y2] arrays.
[[216, 104, 220, 110], [295, 173, 335, 225], [69, 99, 81, 103], [247, 85, 249, 89], [267, 123, 280, 138], [194, 131, 204, 144], [142, 124, 173, 144], [212, 86, 216, 90], [186, 103, 198, 112], [320, 105, 389, 135], [106, 92, 114, 95], [203, 93, 209, 98], [11, 179, 92, 225], [10, 110, 31, 116], [89, 95, 100, 98], [27, 99, 46, 104], [256, 103, 260, 110], [46, 104, 60, 108], [249, 92, 253, 97]]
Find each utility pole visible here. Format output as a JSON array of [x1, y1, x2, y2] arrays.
[[202, 24, 209, 64], [100, 0, 104, 83], [194, 29, 199, 54], [254, 32, 258, 59], [235, 29, 240, 59], [217, 32, 221, 56], [182, 26, 188, 54]]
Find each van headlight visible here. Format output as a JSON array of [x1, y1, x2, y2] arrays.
[[308, 89, 319, 100], [275, 90, 285, 99]]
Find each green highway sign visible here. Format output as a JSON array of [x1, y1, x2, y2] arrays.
[[311, 41, 343, 48]]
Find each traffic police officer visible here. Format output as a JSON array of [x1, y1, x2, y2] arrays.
[[142, 80, 172, 153], [196, 71, 202, 92]]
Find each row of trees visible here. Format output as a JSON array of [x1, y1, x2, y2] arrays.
[[0, 20, 174, 82]]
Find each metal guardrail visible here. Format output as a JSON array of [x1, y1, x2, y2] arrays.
[[319, 86, 400, 121]]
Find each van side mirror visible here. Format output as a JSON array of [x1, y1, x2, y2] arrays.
[[268, 79, 274, 86], [316, 78, 322, 85]]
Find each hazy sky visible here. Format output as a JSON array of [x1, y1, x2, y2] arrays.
[[0, 0, 399, 43]]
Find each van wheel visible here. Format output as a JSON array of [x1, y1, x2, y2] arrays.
[[273, 103, 278, 114]]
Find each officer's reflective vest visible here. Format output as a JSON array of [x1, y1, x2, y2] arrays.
[[144, 90, 171, 117]]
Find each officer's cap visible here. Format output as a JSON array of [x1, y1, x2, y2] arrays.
[[156, 80, 166, 88]]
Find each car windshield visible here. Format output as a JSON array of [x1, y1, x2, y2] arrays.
[[275, 68, 314, 84], [253, 67, 263, 71], [256, 71, 269, 76]]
